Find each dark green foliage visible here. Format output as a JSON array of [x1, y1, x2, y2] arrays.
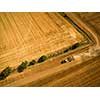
[[0, 67, 12, 80], [38, 55, 48, 63], [68, 46, 72, 50], [64, 48, 69, 53], [17, 61, 28, 73], [71, 43, 80, 49], [69, 43, 80, 50], [28, 60, 36, 66]]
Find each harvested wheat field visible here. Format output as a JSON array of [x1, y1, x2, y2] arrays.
[[0, 12, 100, 86], [0, 12, 87, 69]]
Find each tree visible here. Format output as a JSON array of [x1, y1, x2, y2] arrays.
[[28, 59, 36, 66], [38, 55, 48, 63], [70, 43, 80, 50], [17, 61, 28, 73], [0, 67, 12, 80], [64, 48, 69, 53]]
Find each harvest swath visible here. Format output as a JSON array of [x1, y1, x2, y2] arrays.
[[0, 12, 87, 71]]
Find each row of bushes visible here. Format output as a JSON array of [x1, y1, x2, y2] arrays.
[[64, 43, 80, 53], [48, 43, 80, 59], [17, 55, 48, 72], [0, 55, 48, 80], [0, 43, 80, 80]]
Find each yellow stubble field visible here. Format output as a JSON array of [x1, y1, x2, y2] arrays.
[[0, 12, 86, 70]]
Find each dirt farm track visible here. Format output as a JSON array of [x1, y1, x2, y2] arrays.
[[0, 12, 100, 86]]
